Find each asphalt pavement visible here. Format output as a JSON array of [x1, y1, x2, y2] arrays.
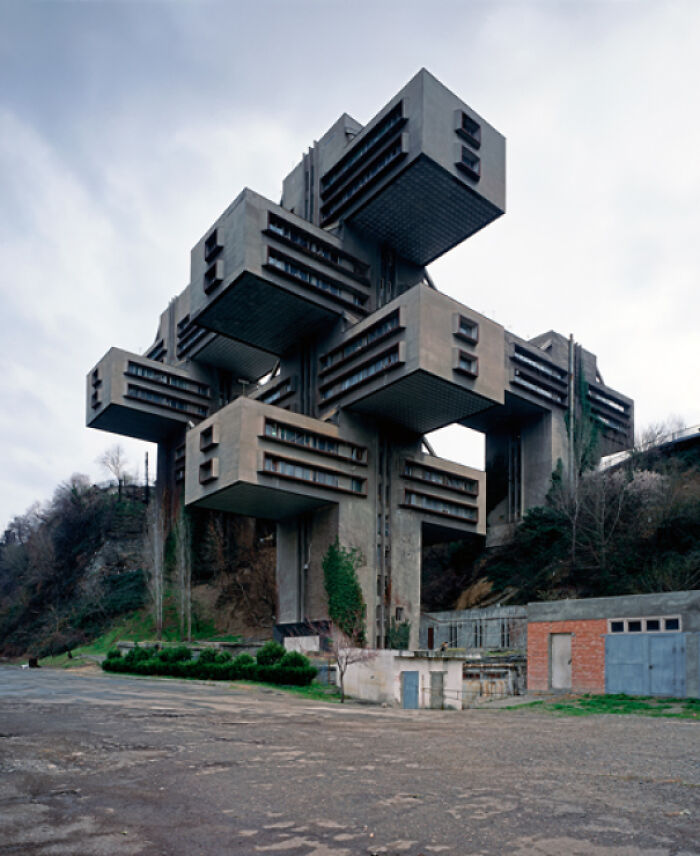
[[1, 666, 698, 855]]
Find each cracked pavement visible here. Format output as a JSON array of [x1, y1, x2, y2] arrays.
[[0, 667, 698, 855]]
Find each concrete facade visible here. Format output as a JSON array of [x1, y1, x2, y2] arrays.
[[86, 69, 633, 649]]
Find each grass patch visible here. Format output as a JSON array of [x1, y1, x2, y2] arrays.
[[37, 611, 244, 669], [512, 693, 700, 719], [265, 681, 343, 702]]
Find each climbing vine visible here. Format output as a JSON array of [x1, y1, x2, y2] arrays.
[[322, 540, 366, 645]]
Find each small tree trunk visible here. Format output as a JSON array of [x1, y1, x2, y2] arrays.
[[175, 507, 192, 642], [152, 501, 164, 641]]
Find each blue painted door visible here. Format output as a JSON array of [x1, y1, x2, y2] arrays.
[[605, 634, 686, 696], [401, 671, 419, 709], [605, 635, 647, 694], [649, 635, 685, 697]]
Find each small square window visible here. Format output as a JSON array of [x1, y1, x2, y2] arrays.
[[664, 617, 680, 631], [350, 478, 365, 494], [457, 353, 478, 376], [200, 424, 219, 451], [203, 259, 224, 294], [204, 228, 222, 262], [627, 620, 642, 632], [453, 314, 479, 344], [454, 110, 481, 149], [456, 146, 481, 181], [645, 619, 660, 632], [610, 620, 625, 633]]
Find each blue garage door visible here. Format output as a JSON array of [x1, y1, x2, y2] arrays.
[[605, 634, 686, 697]]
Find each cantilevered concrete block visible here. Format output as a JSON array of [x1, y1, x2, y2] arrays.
[[185, 397, 369, 519], [86, 348, 212, 443], [148, 284, 278, 382], [189, 189, 372, 355], [316, 284, 505, 434], [398, 452, 486, 539], [284, 69, 506, 266]]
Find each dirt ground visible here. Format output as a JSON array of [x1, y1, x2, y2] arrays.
[[0, 666, 698, 855]]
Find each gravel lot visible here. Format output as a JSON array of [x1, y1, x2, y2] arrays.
[[0, 666, 698, 855]]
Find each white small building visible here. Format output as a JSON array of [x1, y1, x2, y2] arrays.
[[342, 649, 464, 709]]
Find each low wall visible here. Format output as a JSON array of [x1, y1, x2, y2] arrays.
[[283, 636, 320, 654]]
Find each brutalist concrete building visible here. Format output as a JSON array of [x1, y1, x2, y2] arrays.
[[87, 70, 633, 648]]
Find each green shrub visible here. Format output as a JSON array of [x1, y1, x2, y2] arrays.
[[256, 640, 286, 666], [123, 644, 157, 665], [158, 645, 192, 663], [196, 647, 218, 664], [101, 647, 316, 687], [322, 539, 366, 644], [387, 619, 411, 650], [105, 647, 122, 660], [102, 569, 147, 616], [280, 650, 310, 669], [215, 650, 232, 664], [257, 663, 318, 686]]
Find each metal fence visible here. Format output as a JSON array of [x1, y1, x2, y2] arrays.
[[420, 610, 528, 653]]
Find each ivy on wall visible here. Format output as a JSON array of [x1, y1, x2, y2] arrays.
[[322, 539, 366, 645]]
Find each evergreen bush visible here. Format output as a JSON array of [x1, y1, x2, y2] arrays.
[[279, 650, 310, 669], [157, 645, 192, 663], [101, 644, 316, 686], [256, 640, 286, 665], [196, 647, 218, 664]]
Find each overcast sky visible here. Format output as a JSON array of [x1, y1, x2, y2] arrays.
[[1, 0, 699, 532]]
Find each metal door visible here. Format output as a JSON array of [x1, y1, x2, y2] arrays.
[[605, 634, 686, 696], [551, 633, 572, 689], [649, 635, 685, 697], [605, 634, 647, 695], [429, 671, 445, 709], [401, 670, 419, 709]]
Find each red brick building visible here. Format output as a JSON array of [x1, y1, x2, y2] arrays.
[[527, 591, 699, 697]]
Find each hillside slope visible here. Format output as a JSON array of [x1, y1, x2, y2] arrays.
[[422, 446, 700, 610], [0, 477, 276, 658]]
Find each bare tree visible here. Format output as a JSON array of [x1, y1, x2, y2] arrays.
[[329, 625, 376, 703], [3, 503, 42, 546], [576, 470, 630, 576], [144, 499, 164, 639], [635, 416, 685, 453], [24, 526, 56, 592], [203, 514, 277, 627], [97, 445, 132, 495], [175, 505, 192, 641]]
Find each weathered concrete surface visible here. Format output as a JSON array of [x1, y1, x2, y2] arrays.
[[0, 667, 698, 855]]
